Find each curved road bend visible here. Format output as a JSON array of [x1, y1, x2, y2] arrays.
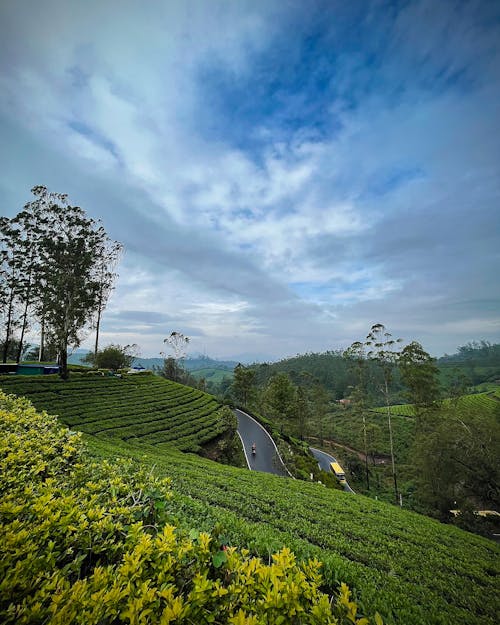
[[235, 409, 289, 477], [309, 447, 356, 494]]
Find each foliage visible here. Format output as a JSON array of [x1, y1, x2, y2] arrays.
[[263, 372, 296, 423], [90, 237, 123, 357], [399, 342, 441, 422], [2, 377, 499, 624], [0, 390, 377, 625], [90, 434, 500, 625], [251, 351, 354, 400], [438, 341, 500, 386], [1, 187, 122, 378], [411, 404, 500, 522], [163, 331, 190, 360], [199, 406, 246, 467], [156, 356, 206, 390], [84, 343, 140, 371], [352, 324, 403, 504], [231, 364, 256, 406], [0, 339, 35, 363], [0, 216, 24, 363]]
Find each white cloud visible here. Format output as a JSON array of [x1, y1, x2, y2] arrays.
[[1, 1, 499, 359]]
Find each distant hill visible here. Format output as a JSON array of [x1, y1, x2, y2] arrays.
[[133, 355, 237, 373], [67, 350, 238, 374], [67, 348, 92, 366]]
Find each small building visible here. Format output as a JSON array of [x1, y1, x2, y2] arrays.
[[0, 363, 59, 376]]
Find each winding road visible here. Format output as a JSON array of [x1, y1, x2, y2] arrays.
[[234, 409, 289, 477], [235, 409, 355, 492], [309, 447, 356, 493]]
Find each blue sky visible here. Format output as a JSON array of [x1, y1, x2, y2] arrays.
[[1, 0, 499, 361]]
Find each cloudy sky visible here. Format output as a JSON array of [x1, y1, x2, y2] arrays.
[[1, 0, 499, 361]]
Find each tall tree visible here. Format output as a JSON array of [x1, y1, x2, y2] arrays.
[[232, 364, 256, 407], [92, 239, 123, 358], [29, 186, 121, 379], [264, 372, 296, 425], [0, 217, 24, 363], [294, 385, 309, 439], [7, 197, 50, 362], [159, 331, 191, 385], [311, 382, 330, 445], [163, 331, 190, 360], [365, 323, 403, 504], [343, 341, 371, 490], [399, 341, 441, 429]]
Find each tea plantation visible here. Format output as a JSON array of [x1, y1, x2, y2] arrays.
[[0, 373, 223, 452], [1, 375, 499, 625], [330, 390, 500, 461]]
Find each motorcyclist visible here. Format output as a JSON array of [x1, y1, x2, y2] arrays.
[[251, 442, 256, 455]]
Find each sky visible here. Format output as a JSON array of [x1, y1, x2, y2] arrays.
[[1, 0, 499, 362]]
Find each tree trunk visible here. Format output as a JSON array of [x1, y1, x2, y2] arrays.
[[2, 288, 15, 363], [59, 342, 69, 379], [385, 378, 399, 504], [362, 413, 370, 490], [39, 317, 45, 362], [16, 287, 32, 363], [94, 300, 102, 359]]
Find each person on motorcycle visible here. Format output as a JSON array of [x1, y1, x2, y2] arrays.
[[251, 442, 256, 455]]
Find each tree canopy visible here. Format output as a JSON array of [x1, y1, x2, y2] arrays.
[[0, 186, 122, 378]]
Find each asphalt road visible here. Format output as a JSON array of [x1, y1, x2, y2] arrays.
[[235, 409, 289, 477], [309, 446, 356, 493]]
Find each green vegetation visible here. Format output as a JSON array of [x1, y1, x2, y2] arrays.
[[326, 408, 415, 462], [1, 391, 370, 625], [0, 186, 122, 377], [1, 376, 499, 624], [82, 343, 139, 371], [0, 373, 224, 453], [190, 367, 234, 384], [89, 430, 500, 625]]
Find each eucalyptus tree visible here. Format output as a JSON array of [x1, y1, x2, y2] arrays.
[[365, 323, 403, 504], [343, 341, 371, 489], [264, 372, 296, 427], [28, 186, 121, 378], [399, 341, 441, 429], [294, 385, 309, 439], [311, 382, 330, 445], [0, 217, 24, 362], [92, 238, 123, 358], [159, 331, 191, 384], [6, 193, 52, 362], [163, 331, 190, 360]]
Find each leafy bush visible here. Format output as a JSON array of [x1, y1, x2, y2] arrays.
[[0, 390, 377, 625]]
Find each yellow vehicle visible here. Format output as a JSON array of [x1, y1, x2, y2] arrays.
[[330, 462, 346, 484]]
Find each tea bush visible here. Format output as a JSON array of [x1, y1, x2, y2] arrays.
[[0, 391, 376, 625]]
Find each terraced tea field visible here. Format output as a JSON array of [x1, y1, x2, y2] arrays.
[[87, 434, 499, 625], [0, 373, 222, 452], [336, 391, 500, 460], [381, 391, 500, 418], [2, 374, 499, 625]]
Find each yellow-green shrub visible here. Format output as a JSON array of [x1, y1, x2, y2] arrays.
[[0, 390, 378, 625]]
